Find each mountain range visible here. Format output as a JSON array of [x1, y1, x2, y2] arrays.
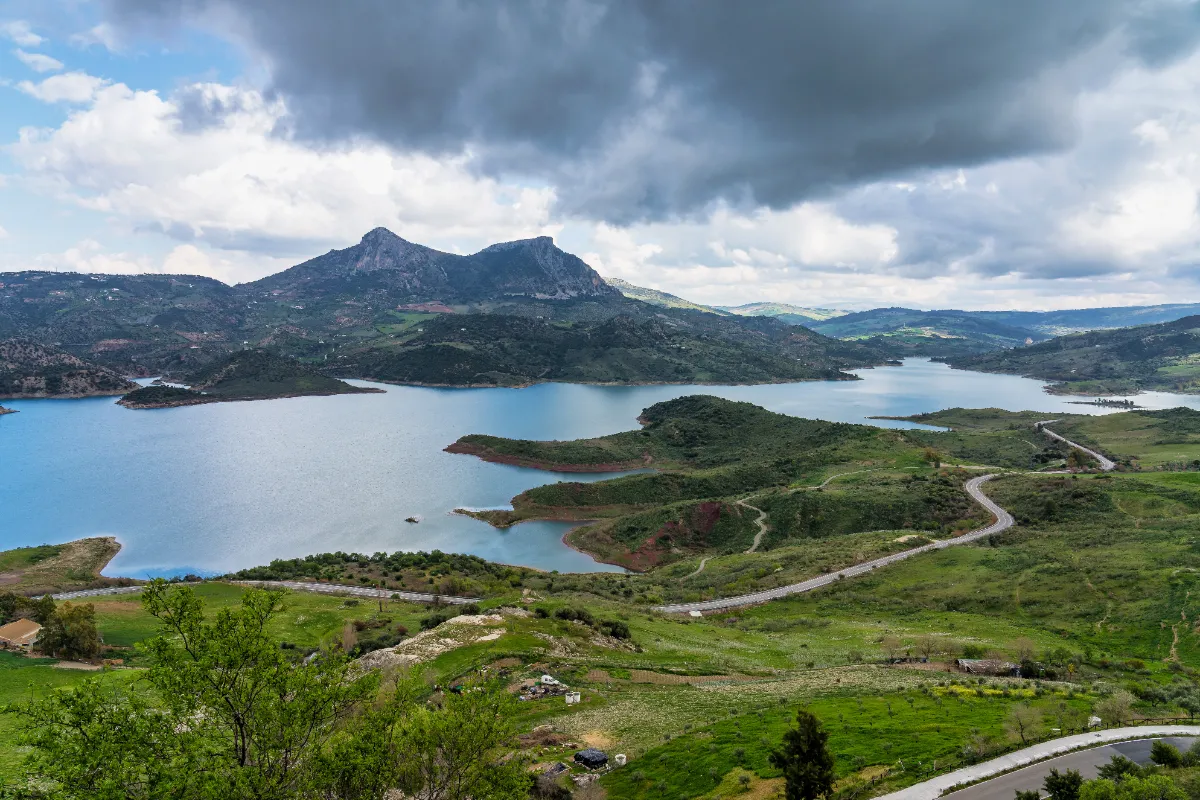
[[0, 230, 888, 392]]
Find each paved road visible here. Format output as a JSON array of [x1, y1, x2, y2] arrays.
[[51, 581, 479, 606], [1037, 421, 1117, 471], [942, 736, 1197, 800], [654, 424, 1110, 614], [876, 728, 1200, 800], [653, 474, 1012, 614]]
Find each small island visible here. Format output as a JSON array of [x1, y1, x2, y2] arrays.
[[119, 349, 384, 409], [0, 404, 16, 415]]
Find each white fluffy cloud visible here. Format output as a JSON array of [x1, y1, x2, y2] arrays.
[[9, 43, 1200, 309], [11, 81, 557, 267], [0, 21, 43, 48], [18, 71, 110, 103], [13, 49, 63, 73]]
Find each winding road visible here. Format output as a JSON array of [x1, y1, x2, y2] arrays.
[[653, 424, 1111, 614], [1036, 420, 1117, 470]]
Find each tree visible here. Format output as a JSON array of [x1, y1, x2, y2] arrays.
[[1044, 768, 1084, 800], [1005, 704, 1042, 745], [916, 634, 941, 662], [1013, 637, 1037, 663], [27, 593, 57, 625], [770, 709, 836, 800], [1016, 791, 1042, 800], [39, 601, 102, 660], [1150, 741, 1182, 768], [923, 448, 942, 468], [1097, 755, 1142, 782], [1096, 691, 1136, 727], [313, 676, 529, 800], [15, 581, 378, 800], [880, 635, 905, 662]]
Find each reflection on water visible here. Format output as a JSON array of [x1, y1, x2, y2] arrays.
[[1, 359, 1195, 576]]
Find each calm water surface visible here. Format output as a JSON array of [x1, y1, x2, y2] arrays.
[[3, 359, 1199, 577]]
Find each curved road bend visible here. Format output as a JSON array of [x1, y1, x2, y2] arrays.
[[1036, 421, 1117, 471], [877, 728, 1200, 800], [654, 424, 1110, 614], [51, 580, 480, 606]]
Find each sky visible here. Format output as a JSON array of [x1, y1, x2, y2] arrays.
[[2, 1, 1200, 311]]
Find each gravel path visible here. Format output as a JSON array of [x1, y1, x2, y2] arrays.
[[51, 580, 479, 605], [877, 727, 1200, 800], [681, 557, 711, 580], [740, 500, 770, 554]]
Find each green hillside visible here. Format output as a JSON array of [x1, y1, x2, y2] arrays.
[[807, 307, 1048, 356], [120, 349, 380, 407], [950, 314, 1200, 394], [719, 301, 848, 323], [605, 277, 729, 315]]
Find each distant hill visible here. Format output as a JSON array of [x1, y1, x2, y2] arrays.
[[0, 229, 890, 388], [807, 307, 1050, 357], [120, 349, 380, 407], [0, 338, 137, 399], [949, 314, 1200, 394], [330, 311, 886, 387], [975, 304, 1200, 335], [718, 302, 848, 324], [800, 304, 1200, 357], [605, 278, 728, 315]]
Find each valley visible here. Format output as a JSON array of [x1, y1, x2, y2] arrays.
[[5, 400, 1200, 799]]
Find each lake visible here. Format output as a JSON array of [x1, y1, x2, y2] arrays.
[[3, 359, 1199, 577]]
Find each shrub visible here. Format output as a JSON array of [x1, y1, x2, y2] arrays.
[[1151, 741, 1183, 768], [599, 620, 631, 640], [554, 607, 596, 626]]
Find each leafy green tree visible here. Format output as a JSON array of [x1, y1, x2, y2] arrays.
[[1097, 755, 1142, 782], [14, 581, 377, 800], [1044, 768, 1085, 800], [1150, 741, 1183, 768], [1096, 691, 1136, 727], [312, 677, 529, 800], [770, 709, 835, 800], [39, 601, 101, 660], [31, 594, 56, 625], [1015, 791, 1041, 800], [1005, 704, 1042, 745]]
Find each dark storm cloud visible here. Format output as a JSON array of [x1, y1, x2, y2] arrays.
[[105, 0, 1200, 222]]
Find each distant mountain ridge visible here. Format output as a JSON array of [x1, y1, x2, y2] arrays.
[[0, 230, 890, 387], [605, 278, 730, 315], [949, 314, 1200, 395], [250, 228, 618, 304], [718, 302, 848, 324]]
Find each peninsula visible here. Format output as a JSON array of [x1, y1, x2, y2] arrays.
[[119, 349, 382, 408]]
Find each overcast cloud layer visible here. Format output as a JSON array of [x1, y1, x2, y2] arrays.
[[3, 1, 1200, 309]]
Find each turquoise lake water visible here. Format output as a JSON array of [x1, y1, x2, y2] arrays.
[[3, 359, 1199, 577]]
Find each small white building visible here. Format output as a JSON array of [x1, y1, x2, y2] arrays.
[[565, 692, 581, 705]]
